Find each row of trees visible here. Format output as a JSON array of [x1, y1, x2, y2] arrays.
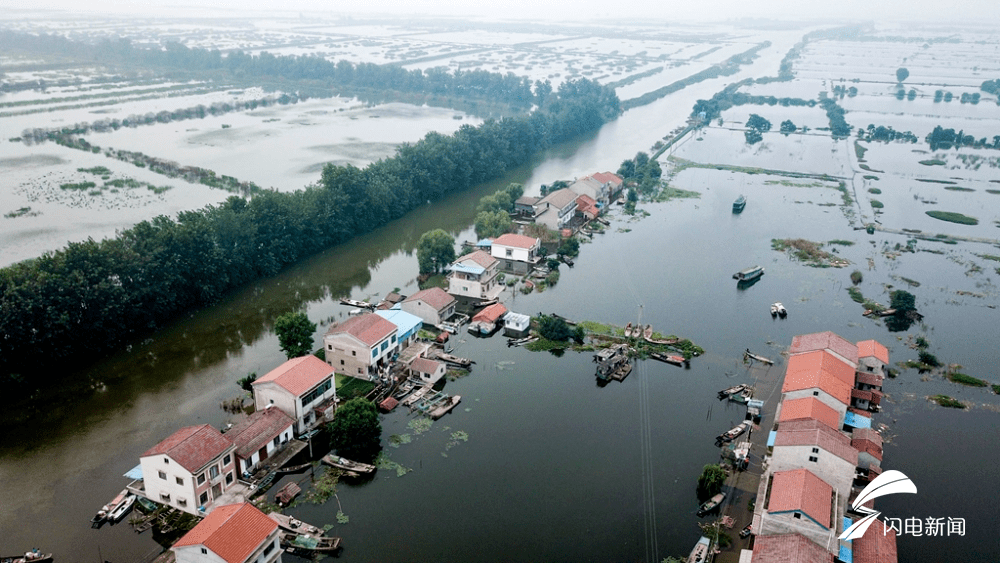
[[0, 78, 621, 391], [926, 126, 1000, 151]]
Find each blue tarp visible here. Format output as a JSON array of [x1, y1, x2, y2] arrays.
[[123, 464, 143, 480], [843, 411, 872, 429], [448, 263, 485, 275], [839, 544, 853, 563], [476, 239, 493, 248], [767, 430, 776, 447]]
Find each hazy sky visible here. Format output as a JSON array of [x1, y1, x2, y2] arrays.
[[12, 0, 1000, 23]]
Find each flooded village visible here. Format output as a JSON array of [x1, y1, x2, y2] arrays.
[[2, 7, 1000, 563]]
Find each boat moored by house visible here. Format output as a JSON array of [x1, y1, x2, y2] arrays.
[[1, 550, 53, 563], [733, 265, 764, 282], [321, 454, 377, 477], [697, 492, 727, 517], [95, 489, 135, 525], [716, 421, 749, 443], [687, 536, 711, 563]]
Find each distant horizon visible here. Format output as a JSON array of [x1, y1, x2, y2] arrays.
[[5, 0, 1000, 25]]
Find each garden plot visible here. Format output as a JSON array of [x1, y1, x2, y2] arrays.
[[672, 126, 853, 178]]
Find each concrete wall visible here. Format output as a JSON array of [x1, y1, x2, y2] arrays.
[[238, 425, 294, 474], [254, 383, 301, 427], [141, 449, 236, 515], [325, 333, 374, 379], [769, 445, 856, 497], [174, 532, 282, 563], [759, 511, 839, 554], [781, 389, 848, 422]]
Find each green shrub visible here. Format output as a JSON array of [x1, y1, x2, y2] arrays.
[[926, 211, 978, 225], [850, 270, 863, 285], [930, 395, 965, 409], [947, 373, 988, 387]]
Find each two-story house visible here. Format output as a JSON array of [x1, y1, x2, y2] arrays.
[[374, 308, 423, 351], [400, 287, 457, 326], [533, 188, 579, 230], [252, 356, 337, 434], [490, 233, 542, 274], [324, 313, 398, 380], [446, 250, 502, 301], [139, 424, 238, 515], [172, 502, 281, 563]]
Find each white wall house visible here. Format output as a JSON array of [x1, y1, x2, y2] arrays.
[[490, 233, 542, 274], [226, 406, 295, 476], [252, 356, 337, 434], [139, 424, 238, 516], [533, 188, 579, 230], [401, 287, 457, 326], [769, 420, 858, 499], [324, 313, 398, 380], [409, 357, 446, 385], [447, 250, 502, 301], [756, 468, 838, 552], [173, 503, 281, 563]]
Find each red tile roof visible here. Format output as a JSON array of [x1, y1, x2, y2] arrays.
[[590, 171, 623, 186], [327, 313, 397, 347], [472, 303, 508, 324], [773, 423, 858, 465], [492, 233, 539, 249], [852, 437, 884, 461], [778, 397, 842, 431], [143, 424, 234, 473], [576, 194, 599, 217], [848, 406, 873, 418], [856, 340, 889, 364], [751, 533, 835, 563], [856, 372, 884, 387], [782, 351, 853, 405], [405, 287, 456, 311], [851, 427, 883, 447], [853, 518, 898, 563], [226, 407, 295, 460], [852, 389, 875, 402], [174, 503, 277, 563], [768, 468, 833, 527], [789, 331, 859, 365], [254, 355, 334, 396], [455, 249, 497, 268], [410, 357, 442, 374]]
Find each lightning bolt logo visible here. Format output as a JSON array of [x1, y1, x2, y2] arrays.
[[839, 470, 917, 540]]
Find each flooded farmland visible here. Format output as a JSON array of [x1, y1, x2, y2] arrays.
[[1, 11, 999, 563]]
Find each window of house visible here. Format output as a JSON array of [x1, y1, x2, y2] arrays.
[[811, 447, 819, 454], [160, 493, 170, 502], [263, 540, 276, 556], [201, 548, 207, 555], [340, 359, 345, 365], [177, 498, 187, 507], [209, 465, 219, 479], [327, 344, 332, 351], [197, 473, 206, 485], [505, 249, 513, 257], [176, 476, 184, 486], [225, 472, 233, 485], [158, 470, 167, 480], [273, 436, 280, 447], [381, 341, 388, 352], [200, 491, 208, 505], [793, 512, 802, 519], [357, 367, 363, 374], [372, 349, 377, 358], [391, 335, 396, 343], [813, 391, 819, 396], [809, 456, 818, 463], [163, 457, 169, 464]]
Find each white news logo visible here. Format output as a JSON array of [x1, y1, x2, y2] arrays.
[[839, 470, 917, 541]]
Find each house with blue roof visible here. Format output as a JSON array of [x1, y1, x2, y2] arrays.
[[375, 308, 423, 351]]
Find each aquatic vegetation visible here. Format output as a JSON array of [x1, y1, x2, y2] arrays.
[[943, 186, 974, 192], [387, 434, 412, 448], [375, 453, 411, 477], [847, 287, 865, 303], [867, 187, 881, 193], [771, 238, 849, 267], [947, 372, 988, 387], [926, 211, 979, 225], [407, 417, 433, 435], [918, 159, 946, 166], [850, 270, 863, 284], [336, 511, 349, 524], [929, 395, 965, 409], [4, 207, 40, 219], [302, 469, 340, 505], [870, 200, 884, 209]]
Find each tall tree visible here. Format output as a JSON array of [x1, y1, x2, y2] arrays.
[[416, 229, 456, 274], [327, 397, 382, 458], [274, 311, 317, 359], [896, 67, 909, 83]]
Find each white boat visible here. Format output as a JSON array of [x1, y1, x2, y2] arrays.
[[102, 489, 136, 523], [771, 302, 787, 318], [687, 536, 711, 562]]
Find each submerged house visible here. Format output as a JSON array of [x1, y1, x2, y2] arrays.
[[172, 502, 281, 563], [446, 250, 502, 301], [227, 406, 295, 477], [324, 313, 399, 381], [138, 424, 239, 516], [503, 311, 531, 337], [401, 287, 457, 326], [490, 233, 542, 274], [408, 357, 446, 385], [533, 188, 579, 230], [252, 356, 337, 433]]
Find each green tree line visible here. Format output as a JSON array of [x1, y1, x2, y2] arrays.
[[0, 79, 620, 393]]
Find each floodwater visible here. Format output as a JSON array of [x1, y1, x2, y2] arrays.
[[1, 31, 998, 563]]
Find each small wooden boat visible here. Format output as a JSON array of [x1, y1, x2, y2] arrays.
[[550, 312, 577, 325], [728, 387, 753, 403], [733, 194, 746, 214], [717, 383, 750, 399], [268, 512, 324, 535], [717, 422, 748, 443], [507, 335, 538, 347], [275, 482, 301, 507], [429, 395, 462, 419], [401, 385, 431, 407], [281, 532, 342, 556], [697, 492, 727, 517], [340, 297, 375, 309], [624, 322, 634, 338], [743, 349, 774, 365], [436, 352, 473, 367], [321, 454, 376, 475], [650, 352, 686, 366], [687, 536, 711, 563], [1, 551, 53, 563], [733, 265, 764, 281], [643, 324, 653, 340], [275, 463, 312, 475]]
